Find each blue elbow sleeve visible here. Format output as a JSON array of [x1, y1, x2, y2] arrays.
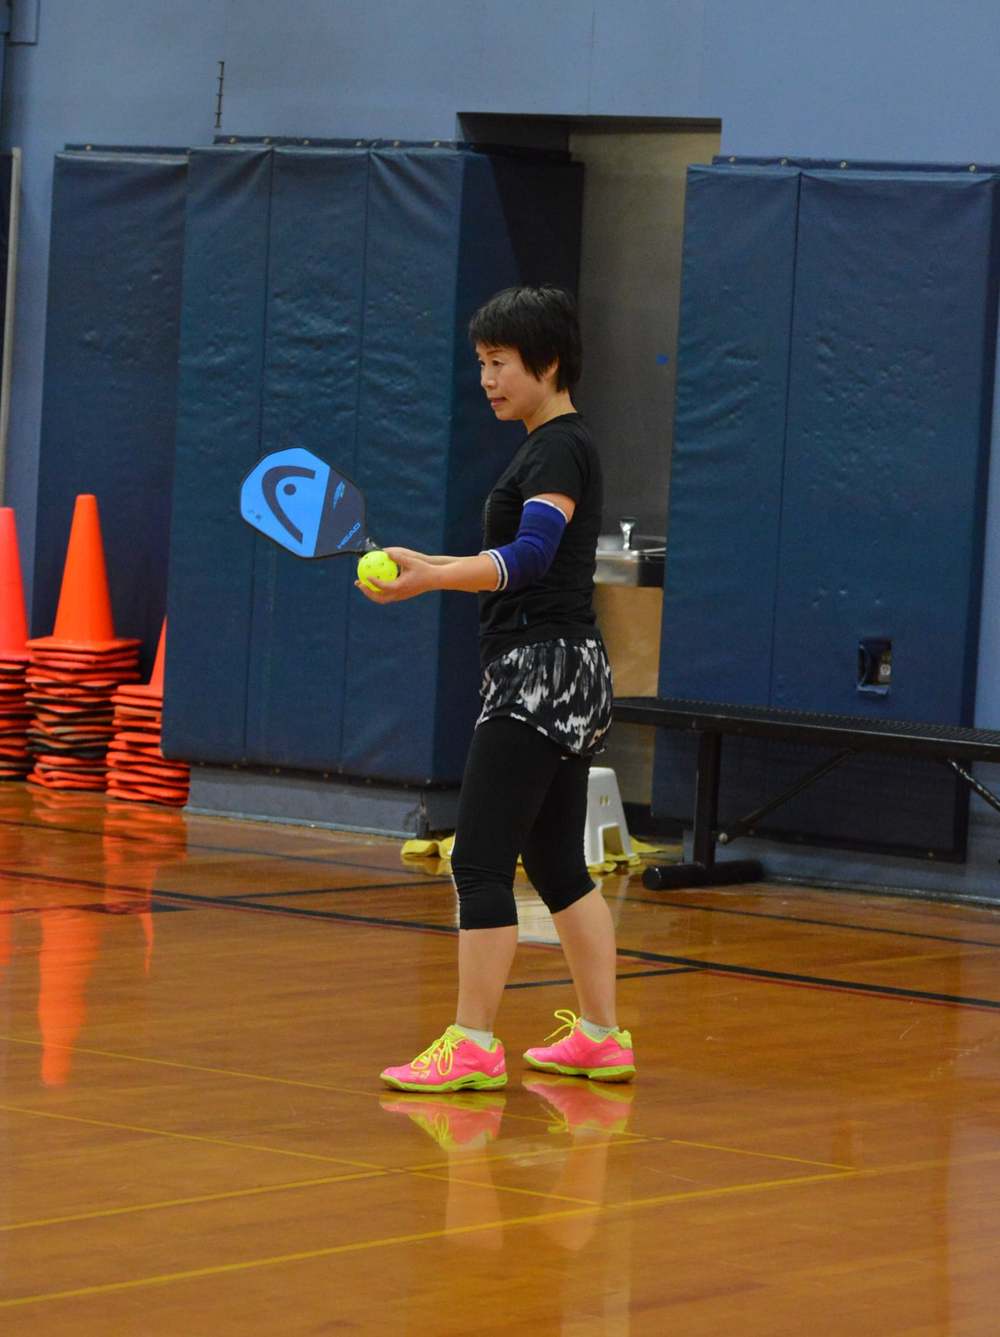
[[485, 499, 568, 592]]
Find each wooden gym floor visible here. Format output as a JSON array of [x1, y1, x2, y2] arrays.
[[2, 782, 999, 1335]]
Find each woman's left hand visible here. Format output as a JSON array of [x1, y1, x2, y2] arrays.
[[355, 547, 437, 604]]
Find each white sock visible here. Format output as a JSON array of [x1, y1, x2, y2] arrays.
[[455, 1024, 494, 1049], [580, 1018, 617, 1042]]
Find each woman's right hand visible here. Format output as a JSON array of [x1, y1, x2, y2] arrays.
[[356, 547, 438, 604]]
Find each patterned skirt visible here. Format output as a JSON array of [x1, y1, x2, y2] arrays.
[[476, 637, 614, 757]]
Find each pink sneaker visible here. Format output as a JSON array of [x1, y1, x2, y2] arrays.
[[523, 1010, 635, 1082], [380, 1025, 507, 1093]]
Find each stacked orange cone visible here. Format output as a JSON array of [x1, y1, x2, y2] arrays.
[[107, 620, 190, 806], [26, 495, 141, 791], [0, 508, 32, 778]]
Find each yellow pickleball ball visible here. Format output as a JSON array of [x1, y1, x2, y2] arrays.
[[357, 549, 399, 592]]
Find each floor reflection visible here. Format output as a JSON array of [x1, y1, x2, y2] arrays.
[[380, 1077, 638, 1328], [0, 786, 192, 1087]]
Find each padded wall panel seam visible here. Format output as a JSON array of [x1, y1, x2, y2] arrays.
[[654, 166, 801, 821], [163, 147, 273, 763], [245, 148, 370, 770], [658, 166, 802, 705], [244, 151, 277, 762], [766, 173, 804, 700], [335, 149, 373, 771], [428, 148, 469, 780], [339, 148, 465, 781]]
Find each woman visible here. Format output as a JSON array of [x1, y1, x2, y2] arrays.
[[359, 285, 635, 1091]]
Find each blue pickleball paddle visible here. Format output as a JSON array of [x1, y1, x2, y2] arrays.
[[239, 448, 380, 559]]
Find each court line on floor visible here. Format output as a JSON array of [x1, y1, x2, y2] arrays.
[[0, 1038, 868, 1182], [0, 1155, 607, 1237], [657, 957, 1000, 1011], [224, 880, 454, 900], [8, 863, 996, 1010], [0, 815, 442, 879], [0, 1040, 398, 1102], [403, 1166, 600, 1207], [8, 840, 999, 953], [7, 808, 999, 948], [0, 869, 462, 936], [667, 1139, 854, 1171], [2, 1035, 848, 1177], [142, 885, 1000, 1011], [507, 966, 703, 989], [0, 865, 447, 903], [0, 1102, 387, 1170], [0, 1164, 862, 1310], [622, 892, 1000, 950], [0, 1039, 563, 1130], [0, 1169, 391, 1233], [12, 1142, 1000, 1310], [0, 1104, 661, 1235], [0, 900, 190, 916]]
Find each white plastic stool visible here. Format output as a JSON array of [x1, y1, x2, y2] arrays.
[[584, 766, 634, 865]]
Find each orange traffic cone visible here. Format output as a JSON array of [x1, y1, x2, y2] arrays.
[[28, 495, 140, 655], [0, 507, 28, 659], [0, 508, 31, 779], [107, 619, 190, 807], [116, 617, 167, 701], [26, 496, 141, 792]]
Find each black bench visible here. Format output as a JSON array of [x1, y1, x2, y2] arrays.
[[613, 696, 1000, 890]]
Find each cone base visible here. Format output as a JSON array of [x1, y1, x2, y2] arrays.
[[28, 635, 142, 654]]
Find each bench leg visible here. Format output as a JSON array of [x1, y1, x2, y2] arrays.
[[642, 731, 764, 890], [643, 858, 764, 890], [943, 759, 1000, 818]]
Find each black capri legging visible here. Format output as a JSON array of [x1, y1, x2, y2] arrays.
[[451, 715, 594, 930]]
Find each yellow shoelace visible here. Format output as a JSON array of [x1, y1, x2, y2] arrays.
[[542, 1009, 582, 1044], [411, 1026, 464, 1076]]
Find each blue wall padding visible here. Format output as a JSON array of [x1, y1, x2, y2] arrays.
[[760, 170, 999, 854], [654, 164, 1000, 857], [775, 171, 998, 720], [339, 148, 469, 779], [660, 166, 801, 705], [164, 147, 273, 762], [655, 166, 800, 824], [34, 151, 187, 674], [775, 172, 994, 727], [164, 144, 583, 782], [245, 147, 370, 771]]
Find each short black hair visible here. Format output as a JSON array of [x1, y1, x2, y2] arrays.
[[468, 286, 582, 391]]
